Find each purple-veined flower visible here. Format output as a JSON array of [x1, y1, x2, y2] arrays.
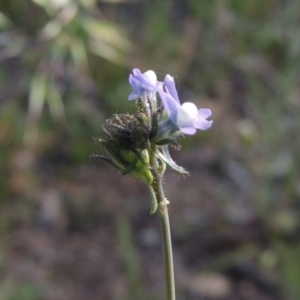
[[128, 68, 161, 101], [158, 74, 213, 135]]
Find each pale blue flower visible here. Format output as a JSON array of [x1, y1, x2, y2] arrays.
[[128, 68, 161, 101], [158, 75, 213, 135]]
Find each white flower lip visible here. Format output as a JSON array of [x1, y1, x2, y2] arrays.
[[143, 70, 157, 86], [176, 102, 198, 128]]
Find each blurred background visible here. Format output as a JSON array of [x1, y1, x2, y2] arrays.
[[1, 0, 300, 299]]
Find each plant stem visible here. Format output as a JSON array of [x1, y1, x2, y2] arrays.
[[149, 144, 175, 300], [159, 198, 175, 300]]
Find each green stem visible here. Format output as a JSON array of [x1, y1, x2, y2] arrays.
[[159, 198, 175, 300], [149, 144, 176, 300]]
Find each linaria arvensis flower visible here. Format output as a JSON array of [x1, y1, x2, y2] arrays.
[[155, 74, 213, 142], [128, 68, 162, 101], [93, 68, 212, 186]]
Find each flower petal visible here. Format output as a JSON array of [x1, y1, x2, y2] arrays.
[[129, 74, 138, 88], [132, 68, 139, 75], [194, 117, 213, 130], [143, 70, 157, 86], [176, 102, 198, 128], [198, 108, 212, 118], [180, 126, 197, 135], [163, 75, 180, 103], [128, 91, 139, 100], [128, 75, 140, 100], [158, 89, 180, 122]]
